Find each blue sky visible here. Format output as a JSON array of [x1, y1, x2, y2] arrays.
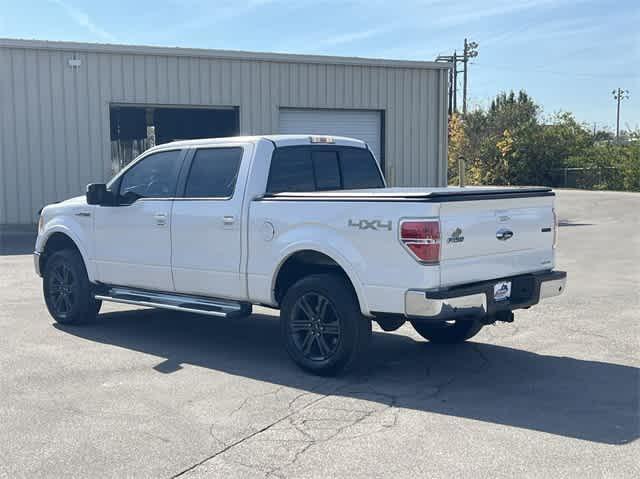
[[2, 0, 638, 130]]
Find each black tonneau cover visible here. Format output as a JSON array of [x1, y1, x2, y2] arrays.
[[257, 187, 554, 203]]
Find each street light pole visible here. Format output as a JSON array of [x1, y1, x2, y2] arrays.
[[462, 39, 478, 115], [463, 39, 468, 115]]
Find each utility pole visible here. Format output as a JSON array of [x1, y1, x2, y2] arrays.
[[452, 50, 458, 113], [436, 49, 462, 115], [612, 88, 629, 139], [436, 39, 477, 116], [462, 38, 478, 115], [447, 57, 453, 115]]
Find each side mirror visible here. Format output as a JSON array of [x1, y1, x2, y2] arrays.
[[86, 183, 113, 206]]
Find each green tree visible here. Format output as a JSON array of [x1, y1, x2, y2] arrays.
[[449, 89, 639, 191], [461, 90, 541, 185]]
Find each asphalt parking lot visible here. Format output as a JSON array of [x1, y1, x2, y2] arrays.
[[0, 189, 638, 478]]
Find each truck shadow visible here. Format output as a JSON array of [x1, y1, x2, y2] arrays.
[[55, 308, 638, 446]]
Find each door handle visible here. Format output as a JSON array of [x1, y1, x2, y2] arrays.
[[223, 216, 235, 226], [496, 228, 513, 241], [154, 213, 168, 226]]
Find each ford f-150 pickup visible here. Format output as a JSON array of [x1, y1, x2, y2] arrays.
[[35, 135, 566, 375]]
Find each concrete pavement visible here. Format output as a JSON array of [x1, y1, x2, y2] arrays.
[[0, 189, 638, 478]]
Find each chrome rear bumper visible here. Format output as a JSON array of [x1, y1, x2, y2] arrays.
[[405, 291, 487, 320], [539, 277, 567, 299], [405, 270, 566, 320]]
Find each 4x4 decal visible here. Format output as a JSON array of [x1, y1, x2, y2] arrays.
[[348, 219, 392, 231]]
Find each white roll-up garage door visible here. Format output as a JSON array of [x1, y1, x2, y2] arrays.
[[279, 108, 382, 164]]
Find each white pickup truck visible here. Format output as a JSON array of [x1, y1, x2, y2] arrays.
[[35, 135, 566, 375]]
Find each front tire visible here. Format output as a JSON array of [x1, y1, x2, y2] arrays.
[[410, 319, 483, 344], [43, 249, 101, 325], [280, 273, 371, 376]]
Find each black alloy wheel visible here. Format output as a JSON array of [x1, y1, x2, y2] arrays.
[[289, 292, 342, 361], [47, 262, 77, 317], [43, 249, 101, 325], [280, 273, 371, 376]]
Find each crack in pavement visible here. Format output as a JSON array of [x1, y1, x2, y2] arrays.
[[264, 396, 397, 479], [171, 383, 339, 478], [174, 384, 399, 478], [175, 340, 496, 478], [228, 386, 287, 418], [471, 344, 490, 372]]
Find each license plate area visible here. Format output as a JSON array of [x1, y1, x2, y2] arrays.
[[493, 281, 512, 302]]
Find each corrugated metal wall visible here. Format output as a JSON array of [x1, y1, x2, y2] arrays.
[[0, 41, 448, 225]]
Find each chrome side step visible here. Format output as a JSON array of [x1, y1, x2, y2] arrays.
[[95, 287, 251, 318]]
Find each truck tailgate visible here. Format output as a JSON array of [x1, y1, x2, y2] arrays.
[[439, 196, 555, 286]]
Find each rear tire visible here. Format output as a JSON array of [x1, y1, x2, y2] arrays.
[[280, 273, 371, 376], [410, 319, 483, 344], [43, 249, 101, 325]]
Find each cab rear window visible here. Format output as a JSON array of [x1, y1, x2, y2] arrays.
[[267, 146, 384, 193]]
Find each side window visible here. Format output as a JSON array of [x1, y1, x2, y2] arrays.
[[339, 148, 384, 189], [267, 148, 314, 193], [184, 147, 243, 198], [312, 151, 341, 190], [119, 150, 182, 203]]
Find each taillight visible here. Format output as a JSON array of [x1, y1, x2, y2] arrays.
[[552, 208, 558, 248], [400, 220, 440, 264]]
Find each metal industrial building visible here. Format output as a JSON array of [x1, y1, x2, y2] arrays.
[[0, 38, 449, 226]]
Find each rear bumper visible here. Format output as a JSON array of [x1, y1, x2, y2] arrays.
[[405, 270, 566, 320]]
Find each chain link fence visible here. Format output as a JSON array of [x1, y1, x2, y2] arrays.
[[550, 167, 623, 190]]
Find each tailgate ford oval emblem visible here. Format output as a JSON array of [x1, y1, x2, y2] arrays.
[[496, 228, 514, 241]]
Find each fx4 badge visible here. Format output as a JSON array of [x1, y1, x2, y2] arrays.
[[447, 227, 465, 244], [348, 219, 392, 231]]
